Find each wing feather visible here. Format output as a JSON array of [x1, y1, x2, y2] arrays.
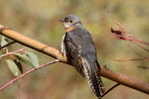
[[81, 57, 104, 98]]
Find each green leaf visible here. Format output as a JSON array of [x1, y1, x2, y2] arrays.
[[15, 52, 39, 67], [15, 53, 33, 66], [1, 36, 8, 46], [6, 59, 21, 76], [13, 59, 23, 73], [26, 52, 39, 67]]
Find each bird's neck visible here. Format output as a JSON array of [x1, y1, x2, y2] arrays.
[[65, 26, 76, 32], [65, 23, 83, 32]]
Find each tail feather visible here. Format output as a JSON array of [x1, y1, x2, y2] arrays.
[[81, 57, 104, 98]]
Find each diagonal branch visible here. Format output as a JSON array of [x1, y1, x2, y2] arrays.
[[0, 25, 149, 94], [100, 67, 149, 94], [0, 25, 65, 61]]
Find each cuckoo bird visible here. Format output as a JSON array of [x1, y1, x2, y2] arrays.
[[60, 15, 104, 99]]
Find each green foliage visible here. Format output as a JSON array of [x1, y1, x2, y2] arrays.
[[15, 52, 39, 67], [6, 59, 21, 76], [26, 52, 39, 67], [5, 51, 39, 76], [0, 35, 39, 76], [0, 36, 8, 46]]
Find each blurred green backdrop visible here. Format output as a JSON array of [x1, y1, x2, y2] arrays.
[[0, 0, 149, 99]]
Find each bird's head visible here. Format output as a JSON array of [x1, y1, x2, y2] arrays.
[[59, 15, 82, 30]]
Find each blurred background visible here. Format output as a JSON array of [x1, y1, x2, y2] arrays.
[[0, 0, 149, 99]]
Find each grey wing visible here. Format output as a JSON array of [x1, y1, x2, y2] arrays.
[[68, 29, 105, 97], [61, 34, 67, 56], [64, 32, 85, 75]]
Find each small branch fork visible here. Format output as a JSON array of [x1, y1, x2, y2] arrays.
[[0, 41, 16, 50], [0, 48, 25, 59], [0, 59, 59, 91], [0, 25, 149, 95]]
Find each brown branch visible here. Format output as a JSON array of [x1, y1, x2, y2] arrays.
[[0, 25, 66, 62], [100, 67, 149, 94], [0, 60, 59, 91], [0, 25, 149, 94]]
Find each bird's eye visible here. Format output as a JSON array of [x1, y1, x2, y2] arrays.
[[70, 20, 73, 23]]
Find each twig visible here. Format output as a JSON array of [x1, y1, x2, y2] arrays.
[[0, 59, 59, 91], [111, 23, 149, 46], [101, 83, 120, 97], [0, 48, 25, 60], [0, 41, 16, 50], [135, 43, 149, 52]]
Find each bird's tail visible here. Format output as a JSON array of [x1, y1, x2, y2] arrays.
[[81, 57, 104, 99]]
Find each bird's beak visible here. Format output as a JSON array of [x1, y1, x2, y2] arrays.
[[59, 18, 64, 22]]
